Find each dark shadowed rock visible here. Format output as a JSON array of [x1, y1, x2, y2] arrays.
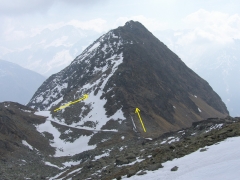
[[147, 163, 163, 171], [171, 166, 179, 171]]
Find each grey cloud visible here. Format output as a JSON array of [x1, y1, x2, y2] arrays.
[[0, 0, 109, 16], [59, 0, 109, 6], [0, 0, 54, 15]]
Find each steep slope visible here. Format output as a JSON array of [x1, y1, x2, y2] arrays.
[[28, 21, 228, 138], [154, 30, 240, 117], [0, 60, 45, 104]]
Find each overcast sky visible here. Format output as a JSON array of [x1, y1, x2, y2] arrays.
[[0, 0, 240, 73], [1, 0, 240, 39], [1, 0, 240, 116]]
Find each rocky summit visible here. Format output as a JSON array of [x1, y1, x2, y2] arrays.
[[28, 20, 228, 139]]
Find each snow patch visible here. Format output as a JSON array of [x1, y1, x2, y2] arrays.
[[35, 111, 96, 157], [95, 152, 109, 160], [88, 42, 100, 52], [62, 160, 82, 167], [145, 138, 153, 140], [112, 33, 118, 38], [48, 97, 63, 109], [75, 53, 125, 130], [125, 136, 240, 180], [206, 124, 223, 133], [67, 167, 82, 176], [117, 157, 145, 167], [22, 140, 33, 150], [44, 161, 61, 169]]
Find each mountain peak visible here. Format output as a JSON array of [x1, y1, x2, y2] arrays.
[[28, 21, 228, 140], [123, 20, 145, 28]]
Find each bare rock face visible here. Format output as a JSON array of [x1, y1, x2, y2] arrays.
[[27, 20, 228, 138]]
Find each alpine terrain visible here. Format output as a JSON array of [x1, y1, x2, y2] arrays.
[[0, 20, 235, 180], [28, 21, 228, 137], [0, 60, 45, 104]]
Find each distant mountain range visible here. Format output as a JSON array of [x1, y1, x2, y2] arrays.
[[0, 25, 100, 77], [0, 60, 45, 104]]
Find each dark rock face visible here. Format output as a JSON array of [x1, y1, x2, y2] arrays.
[[27, 20, 228, 137], [107, 21, 228, 135]]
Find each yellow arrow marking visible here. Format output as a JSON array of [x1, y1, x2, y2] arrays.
[[135, 107, 146, 132], [54, 94, 88, 112]]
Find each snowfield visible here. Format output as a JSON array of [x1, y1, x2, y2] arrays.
[[125, 136, 240, 180], [35, 111, 96, 157]]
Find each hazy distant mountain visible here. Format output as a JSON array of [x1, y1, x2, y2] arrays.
[[0, 25, 100, 77], [192, 40, 240, 117], [0, 60, 45, 104]]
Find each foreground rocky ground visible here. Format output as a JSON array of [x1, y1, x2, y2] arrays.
[[0, 102, 239, 179], [58, 116, 240, 180]]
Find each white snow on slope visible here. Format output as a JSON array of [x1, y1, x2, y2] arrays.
[[48, 96, 63, 109], [88, 42, 100, 52], [31, 31, 126, 131], [35, 111, 96, 157], [95, 152, 109, 160], [126, 136, 240, 180], [69, 52, 125, 130], [22, 140, 33, 150], [34, 82, 67, 107], [44, 161, 62, 169]]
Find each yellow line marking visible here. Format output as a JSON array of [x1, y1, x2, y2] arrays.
[[54, 94, 88, 112], [135, 107, 146, 132]]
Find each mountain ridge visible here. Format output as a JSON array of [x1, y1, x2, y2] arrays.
[[28, 21, 228, 138]]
